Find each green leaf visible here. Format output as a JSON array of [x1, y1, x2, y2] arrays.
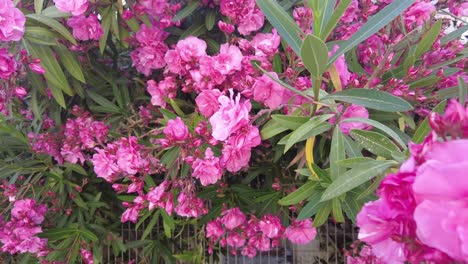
[[320, 160, 396, 202], [441, 24, 468, 45], [26, 14, 76, 45], [323, 89, 413, 112], [297, 192, 323, 220], [284, 114, 334, 152], [335, 157, 374, 168], [328, 0, 415, 65], [256, 0, 303, 56], [340, 117, 407, 149], [301, 35, 329, 77], [343, 135, 362, 158], [78, 228, 98, 242], [412, 100, 447, 143], [38, 228, 76, 241], [317, 0, 337, 39], [313, 201, 332, 227], [458, 76, 467, 106], [278, 181, 317, 206], [342, 194, 361, 223], [205, 9, 216, 30], [86, 90, 121, 113], [99, 7, 113, 54], [414, 20, 442, 59], [320, 0, 351, 40], [332, 198, 345, 222], [54, 43, 85, 83], [41, 6, 69, 18], [161, 147, 181, 167], [34, 0, 44, 14], [172, 1, 200, 22], [260, 119, 289, 140], [180, 22, 207, 39], [330, 127, 345, 180], [271, 115, 309, 130], [142, 212, 159, 240], [350, 130, 401, 158], [161, 209, 175, 238]]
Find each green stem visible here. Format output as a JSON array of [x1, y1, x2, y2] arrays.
[[311, 76, 321, 115]]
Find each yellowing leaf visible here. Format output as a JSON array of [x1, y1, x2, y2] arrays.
[[328, 64, 342, 91]]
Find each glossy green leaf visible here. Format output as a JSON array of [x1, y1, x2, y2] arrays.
[[34, 0, 44, 14], [320, 0, 351, 40], [350, 130, 401, 159], [332, 198, 345, 222], [284, 114, 334, 152], [26, 14, 76, 45], [412, 100, 447, 143], [271, 115, 309, 130], [205, 9, 216, 30], [414, 20, 442, 59], [86, 90, 121, 113], [330, 127, 345, 180], [313, 201, 332, 227], [180, 23, 206, 39], [458, 76, 467, 105], [261, 119, 289, 140], [320, 160, 396, 202], [328, 0, 415, 65], [38, 228, 76, 241], [297, 191, 323, 220], [323, 89, 413, 112], [301, 34, 329, 77], [172, 1, 200, 22], [256, 0, 303, 56], [341, 117, 407, 148], [54, 43, 85, 83], [99, 7, 113, 54], [441, 24, 468, 45], [278, 181, 317, 206], [41, 6, 69, 18], [343, 135, 362, 158]]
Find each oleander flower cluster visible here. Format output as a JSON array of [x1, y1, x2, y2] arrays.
[[352, 100, 468, 263], [0, 0, 467, 262]]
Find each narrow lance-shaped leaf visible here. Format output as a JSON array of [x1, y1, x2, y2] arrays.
[[256, 0, 304, 56], [458, 76, 467, 106], [328, 0, 415, 65], [285, 114, 334, 152], [350, 129, 401, 159], [320, 0, 351, 40], [323, 89, 413, 112], [301, 34, 329, 77], [321, 160, 396, 202], [26, 14, 77, 45], [330, 127, 345, 180], [278, 181, 317, 206]]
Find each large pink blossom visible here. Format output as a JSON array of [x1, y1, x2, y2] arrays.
[[164, 117, 189, 142], [206, 220, 224, 240], [209, 91, 251, 141], [258, 215, 282, 239], [221, 124, 261, 172], [0, 48, 17, 79], [404, 2, 435, 27], [412, 139, 468, 261], [252, 72, 285, 109], [221, 208, 246, 230], [212, 44, 243, 75], [237, 8, 264, 36], [53, 0, 88, 16], [176, 36, 207, 62], [285, 219, 317, 245], [131, 25, 168, 76], [0, 0, 25, 41], [67, 14, 103, 41], [195, 89, 222, 118], [192, 148, 223, 186], [251, 30, 281, 57]]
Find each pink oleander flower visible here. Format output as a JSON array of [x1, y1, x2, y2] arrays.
[[121, 206, 139, 223], [212, 44, 243, 75], [80, 248, 94, 264], [218, 21, 235, 34], [251, 30, 281, 57], [131, 45, 168, 76], [174, 192, 207, 218], [412, 139, 468, 261], [330, 105, 372, 135], [14, 86, 27, 99], [0, 48, 16, 79], [92, 146, 119, 182], [139, 0, 167, 18], [147, 78, 178, 108], [67, 14, 103, 41], [210, 90, 251, 141], [176, 36, 207, 62], [252, 72, 285, 109], [115, 137, 148, 175], [221, 208, 246, 230], [206, 220, 224, 240], [404, 2, 435, 27], [195, 89, 222, 118], [0, 0, 25, 41], [221, 124, 261, 172], [53, 0, 88, 16], [29, 59, 46, 74], [237, 8, 264, 36], [285, 219, 317, 245], [226, 231, 246, 248], [164, 117, 189, 142], [192, 148, 223, 186], [258, 215, 282, 239], [147, 180, 170, 210]]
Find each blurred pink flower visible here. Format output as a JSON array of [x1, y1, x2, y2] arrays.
[[258, 215, 282, 238], [164, 117, 189, 142], [330, 105, 372, 135], [221, 208, 246, 230], [0, 49, 17, 79], [251, 30, 281, 57], [212, 44, 243, 75], [14, 87, 27, 99], [53, 0, 88, 16], [206, 220, 224, 240], [404, 2, 435, 27], [252, 72, 285, 109], [29, 59, 46, 74], [285, 219, 317, 245], [237, 8, 264, 36], [196, 89, 222, 118], [218, 21, 234, 34], [192, 148, 223, 186], [0, 0, 25, 41], [67, 14, 103, 41], [226, 232, 246, 248]]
